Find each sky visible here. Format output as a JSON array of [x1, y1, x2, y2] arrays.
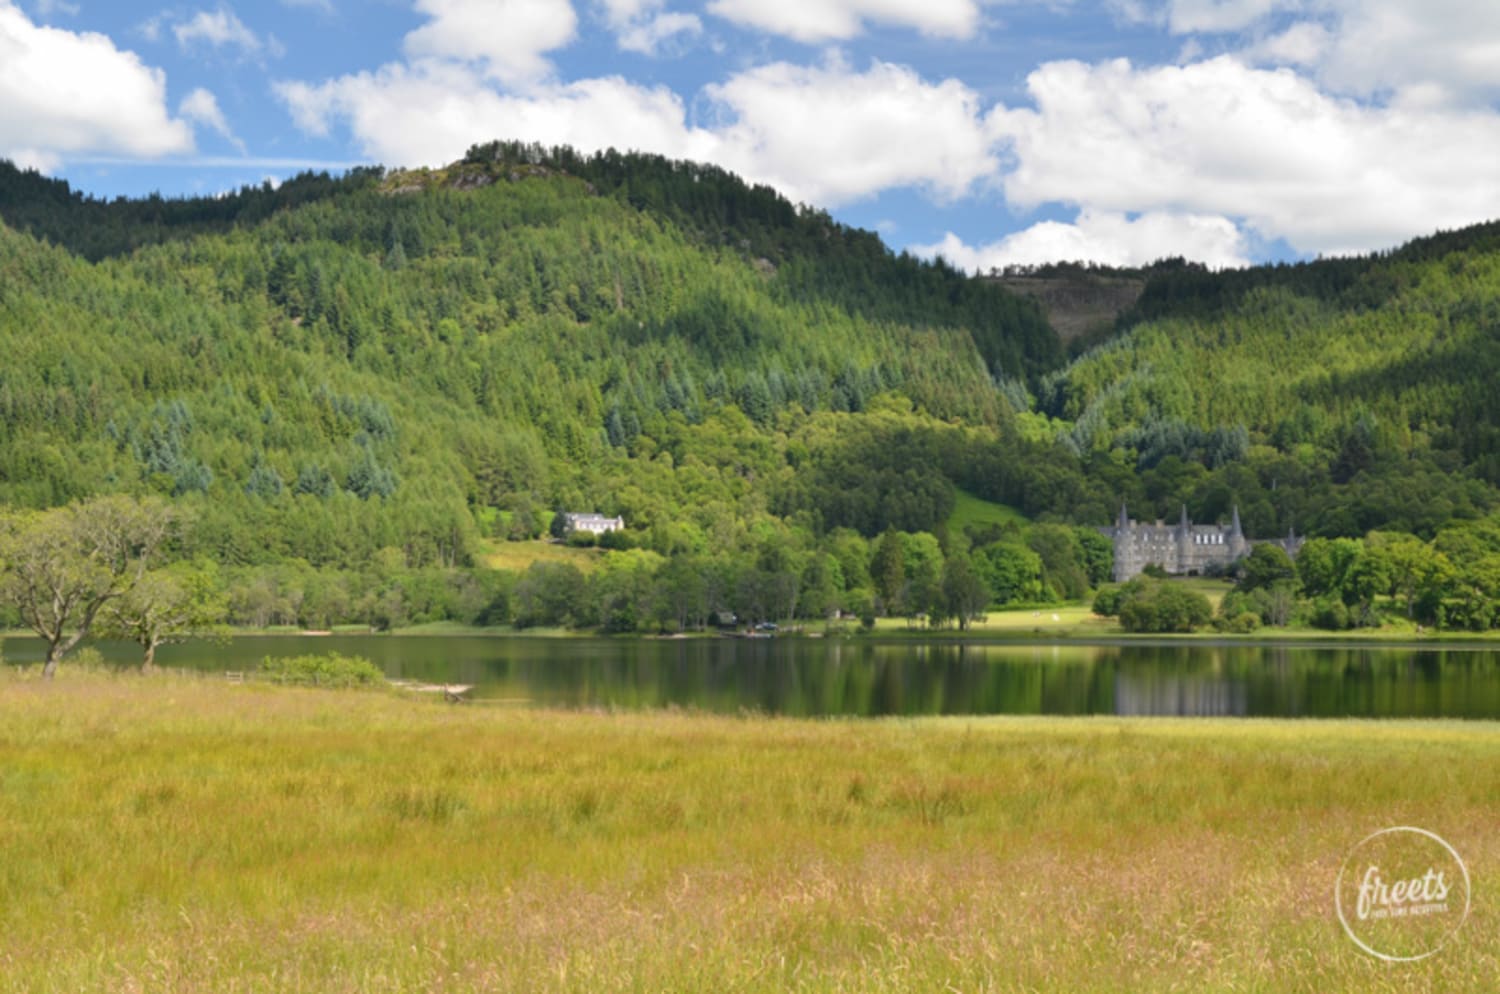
[[4, 0, 1500, 270]]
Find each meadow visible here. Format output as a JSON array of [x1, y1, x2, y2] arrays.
[[0, 670, 1495, 993]]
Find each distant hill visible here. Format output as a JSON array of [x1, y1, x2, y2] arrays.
[[2, 143, 1499, 583], [0, 144, 1059, 569]]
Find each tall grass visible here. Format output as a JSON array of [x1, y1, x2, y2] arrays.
[[0, 670, 1494, 992]]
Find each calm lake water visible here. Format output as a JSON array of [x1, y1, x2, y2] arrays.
[[7, 634, 1500, 719]]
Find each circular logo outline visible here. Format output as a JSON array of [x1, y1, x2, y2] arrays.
[[1335, 825, 1471, 962]]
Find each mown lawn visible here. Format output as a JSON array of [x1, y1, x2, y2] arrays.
[[0, 671, 1495, 992]]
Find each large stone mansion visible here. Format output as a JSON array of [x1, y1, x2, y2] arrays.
[[1100, 505, 1302, 583]]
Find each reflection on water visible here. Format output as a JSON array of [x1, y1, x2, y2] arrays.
[[5, 635, 1499, 719]]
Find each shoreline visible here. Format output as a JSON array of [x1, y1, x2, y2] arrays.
[[5, 624, 1500, 647]]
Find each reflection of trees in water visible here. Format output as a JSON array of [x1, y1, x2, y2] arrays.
[[61, 635, 1500, 718]]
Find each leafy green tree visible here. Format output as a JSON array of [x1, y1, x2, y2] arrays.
[[513, 561, 590, 628], [870, 529, 906, 617], [1344, 550, 1393, 623], [940, 552, 990, 630], [901, 531, 944, 623], [1237, 543, 1299, 592], [1367, 532, 1455, 620], [0, 496, 179, 677], [1295, 537, 1361, 599], [100, 562, 228, 670], [1074, 527, 1115, 587], [1027, 524, 1090, 600], [975, 542, 1043, 605]]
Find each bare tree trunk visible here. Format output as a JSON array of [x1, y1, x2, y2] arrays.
[[42, 630, 86, 679], [142, 640, 158, 673], [42, 647, 62, 680]]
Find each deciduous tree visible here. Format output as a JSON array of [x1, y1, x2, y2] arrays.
[[0, 496, 178, 678]]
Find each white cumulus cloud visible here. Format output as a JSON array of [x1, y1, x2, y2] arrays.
[[0, 0, 194, 170], [704, 58, 996, 204], [404, 0, 577, 83], [989, 55, 1500, 256], [1303, 1, 1500, 105], [1148, 0, 1500, 106], [277, 55, 995, 207], [277, 62, 717, 164], [914, 210, 1251, 271], [706, 0, 980, 43]]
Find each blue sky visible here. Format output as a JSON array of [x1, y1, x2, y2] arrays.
[[5, 0, 1500, 269]]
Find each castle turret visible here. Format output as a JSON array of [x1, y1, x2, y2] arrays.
[[1229, 505, 1247, 559], [1178, 504, 1191, 572], [1110, 502, 1132, 582]]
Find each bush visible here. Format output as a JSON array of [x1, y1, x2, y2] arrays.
[[1222, 611, 1261, 634], [1116, 578, 1213, 633], [1310, 597, 1351, 631], [598, 529, 636, 550], [259, 652, 384, 687], [1091, 586, 1122, 617]]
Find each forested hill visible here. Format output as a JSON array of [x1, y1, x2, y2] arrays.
[[1037, 227, 1500, 537], [5, 143, 1500, 635], [0, 143, 1057, 571]]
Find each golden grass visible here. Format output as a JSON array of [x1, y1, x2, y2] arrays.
[[0, 671, 1495, 992], [477, 539, 606, 574]]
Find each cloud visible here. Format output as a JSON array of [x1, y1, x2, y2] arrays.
[[32, 0, 79, 16], [277, 62, 717, 163], [704, 58, 996, 204], [1160, 0, 1298, 33], [914, 210, 1251, 271], [598, 0, 701, 55], [173, 6, 265, 56], [273, 0, 1500, 264], [403, 0, 577, 84], [0, 0, 194, 170], [705, 0, 981, 43], [1300, 1, 1500, 105], [277, 55, 996, 207], [1148, 1, 1500, 106], [1243, 21, 1327, 66], [989, 55, 1500, 255], [178, 87, 245, 153]]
